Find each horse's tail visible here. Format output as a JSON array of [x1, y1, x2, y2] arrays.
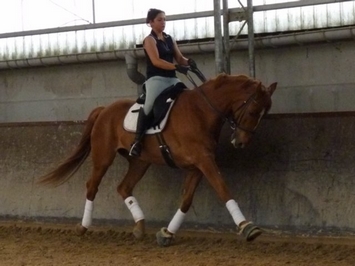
[[37, 106, 105, 187]]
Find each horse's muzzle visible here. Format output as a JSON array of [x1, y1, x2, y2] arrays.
[[230, 133, 246, 148], [231, 139, 246, 148], [231, 131, 247, 149]]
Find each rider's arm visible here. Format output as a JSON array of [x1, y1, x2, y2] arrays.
[[172, 39, 189, 66], [143, 36, 176, 70]]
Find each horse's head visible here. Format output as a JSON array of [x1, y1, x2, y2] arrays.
[[230, 79, 277, 148]]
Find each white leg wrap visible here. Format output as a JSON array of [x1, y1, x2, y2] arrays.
[[167, 209, 186, 234], [226, 199, 246, 226], [124, 196, 145, 223], [81, 199, 94, 228]]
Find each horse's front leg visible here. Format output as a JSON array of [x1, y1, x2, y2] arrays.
[[198, 157, 262, 242], [117, 158, 151, 239], [156, 169, 202, 247]]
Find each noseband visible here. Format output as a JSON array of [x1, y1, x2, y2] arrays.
[[197, 86, 262, 134]]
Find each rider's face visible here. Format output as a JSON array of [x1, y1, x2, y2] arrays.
[[150, 12, 166, 32]]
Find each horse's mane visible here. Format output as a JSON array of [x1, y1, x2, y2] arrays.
[[195, 73, 259, 92]]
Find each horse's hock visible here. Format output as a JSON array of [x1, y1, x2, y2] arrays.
[[1, 113, 355, 233]]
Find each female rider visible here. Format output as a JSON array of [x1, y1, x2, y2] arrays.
[[129, 8, 196, 157]]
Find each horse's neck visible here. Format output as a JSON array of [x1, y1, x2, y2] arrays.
[[195, 84, 239, 116], [186, 87, 231, 131]]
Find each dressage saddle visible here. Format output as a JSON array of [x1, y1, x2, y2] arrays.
[[136, 81, 187, 127]]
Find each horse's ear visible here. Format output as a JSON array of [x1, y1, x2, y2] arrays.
[[267, 82, 277, 95], [256, 81, 263, 94]]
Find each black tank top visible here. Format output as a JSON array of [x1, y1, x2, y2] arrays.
[[144, 30, 176, 79]]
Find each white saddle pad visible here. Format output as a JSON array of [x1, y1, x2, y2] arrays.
[[123, 101, 175, 134]]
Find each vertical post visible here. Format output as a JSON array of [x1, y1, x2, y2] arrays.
[[247, 0, 255, 77], [92, 0, 96, 24], [222, 0, 231, 74], [214, 0, 224, 74]]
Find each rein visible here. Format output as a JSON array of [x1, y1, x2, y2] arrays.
[[197, 86, 259, 134], [184, 67, 260, 134]]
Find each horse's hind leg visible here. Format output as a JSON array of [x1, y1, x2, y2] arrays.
[[117, 158, 151, 239], [76, 148, 116, 236], [156, 169, 202, 247]]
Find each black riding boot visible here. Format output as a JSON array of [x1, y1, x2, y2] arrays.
[[129, 108, 149, 157]]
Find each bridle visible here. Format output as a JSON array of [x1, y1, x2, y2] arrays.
[[186, 67, 265, 134], [197, 86, 263, 134]]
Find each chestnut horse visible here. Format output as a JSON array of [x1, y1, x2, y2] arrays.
[[38, 72, 277, 246]]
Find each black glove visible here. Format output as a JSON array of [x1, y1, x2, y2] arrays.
[[187, 58, 197, 69], [175, 64, 189, 75]]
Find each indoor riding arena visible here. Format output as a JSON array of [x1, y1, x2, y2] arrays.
[[1, 0, 355, 265]]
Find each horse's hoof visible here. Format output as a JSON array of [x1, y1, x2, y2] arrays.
[[156, 227, 174, 247], [75, 223, 88, 236], [239, 222, 262, 242], [133, 220, 145, 239]]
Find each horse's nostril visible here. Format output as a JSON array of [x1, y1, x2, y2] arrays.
[[231, 138, 245, 149]]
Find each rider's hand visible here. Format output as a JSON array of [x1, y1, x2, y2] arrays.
[[187, 58, 197, 69], [175, 64, 189, 75]]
